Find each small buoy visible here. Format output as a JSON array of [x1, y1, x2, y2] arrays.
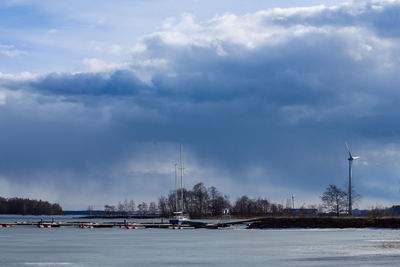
[[0, 225, 3, 228], [5, 225, 11, 228], [39, 225, 44, 228], [46, 225, 51, 228], [134, 226, 138, 229], [126, 226, 132, 229], [179, 226, 183, 230], [173, 226, 178, 230], [120, 225, 125, 229], [88, 226, 94, 229]]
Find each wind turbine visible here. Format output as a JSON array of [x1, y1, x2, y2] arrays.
[[346, 143, 360, 216]]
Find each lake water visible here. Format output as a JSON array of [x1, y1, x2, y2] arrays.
[[1, 216, 400, 266]]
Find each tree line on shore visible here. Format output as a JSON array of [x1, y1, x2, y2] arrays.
[[103, 182, 399, 218], [103, 182, 312, 218], [0, 183, 396, 217], [0, 197, 63, 215], [0, 182, 395, 217], [157, 183, 284, 218]]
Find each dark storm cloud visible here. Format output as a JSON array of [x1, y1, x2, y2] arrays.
[[1, 0, 400, 208], [31, 71, 150, 96]]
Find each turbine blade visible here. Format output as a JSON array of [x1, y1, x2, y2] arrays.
[[346, 142, 352, 158], [353, 156, 360, 160]]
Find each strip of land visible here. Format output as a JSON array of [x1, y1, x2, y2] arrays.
[[247, 217, 400, 229]]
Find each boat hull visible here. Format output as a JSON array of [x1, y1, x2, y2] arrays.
[[169, 218, 190, 225], [169, 219, 184, 225]]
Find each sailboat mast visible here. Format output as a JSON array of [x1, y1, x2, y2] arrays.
[[180, 144, 184, 212]]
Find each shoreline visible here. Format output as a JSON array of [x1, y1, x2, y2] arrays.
[[247, 217, 400, 229]]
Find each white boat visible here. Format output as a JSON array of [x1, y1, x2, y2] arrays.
[[169, 144, 190, 225], [169, 211, 190, 225]]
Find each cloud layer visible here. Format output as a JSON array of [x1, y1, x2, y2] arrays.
[[1, 0, 400, 209]]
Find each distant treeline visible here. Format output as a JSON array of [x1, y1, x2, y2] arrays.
[[0, 197, 63, 215], [98, 182, 400, 219], [157, 182, 287, 218], [101, 183, 287, 218]]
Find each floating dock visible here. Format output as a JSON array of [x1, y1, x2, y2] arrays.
[[0, 220, 244, 229]]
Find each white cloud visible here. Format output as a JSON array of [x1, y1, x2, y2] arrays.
[[0, 44, 27, 57], [131, 43, 147, 53], [82, 58, 127, 72], [0, 71, 37, 81]]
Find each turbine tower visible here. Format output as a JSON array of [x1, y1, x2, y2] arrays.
[[346, 143, 360, 216]]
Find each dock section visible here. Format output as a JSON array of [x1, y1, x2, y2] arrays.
[[0, 220, 242, 229]]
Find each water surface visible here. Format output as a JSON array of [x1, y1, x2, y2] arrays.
[[1, 220, 400, 266]]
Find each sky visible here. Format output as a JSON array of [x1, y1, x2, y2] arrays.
[[0, 0, 400, 210]]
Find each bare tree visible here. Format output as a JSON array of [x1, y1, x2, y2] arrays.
[[104, 204, 116, 215], [233, 195, 251, 217], [208, 186, 231, 216], [118, 201, 125, 214], [158, 196, 169, 217], [137, 202, 148, 216], [321, 184, 347, 217], [192, 183, 209, 217], [347, 185, 361, 211], [255, 198, 270, 215], [128, 200, 135, 214], [123, 199, 129, 212], [110, 205, 116, 213], [149, 202, 157, 215]]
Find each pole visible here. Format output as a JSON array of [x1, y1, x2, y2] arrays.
[[175, 163, 178, 212], [348, 159, 352, 216], [180, 144, 184, 213]]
